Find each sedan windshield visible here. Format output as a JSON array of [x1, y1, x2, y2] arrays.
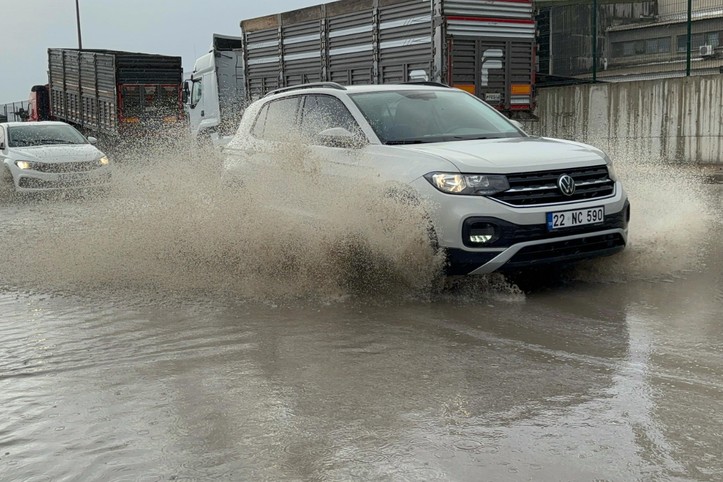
[[7, 124, 88, 147], [349, 89, 523, 144]]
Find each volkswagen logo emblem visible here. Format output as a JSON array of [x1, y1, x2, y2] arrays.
[[557, 174, 576, 196]]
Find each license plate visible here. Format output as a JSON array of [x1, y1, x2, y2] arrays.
[[547, 206, 604, 230]]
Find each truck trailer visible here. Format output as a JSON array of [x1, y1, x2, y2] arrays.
[[42, 48, 184, 137], [241, 0, 536, 116], [184, 0, 536, 141]]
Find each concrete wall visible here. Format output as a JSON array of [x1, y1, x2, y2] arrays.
[[522, 75, 723, 165]]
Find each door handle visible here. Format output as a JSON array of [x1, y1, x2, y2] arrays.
[[201, 110, 205, 117]]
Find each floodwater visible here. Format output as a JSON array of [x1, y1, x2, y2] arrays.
[[0, 141, 721, 481]]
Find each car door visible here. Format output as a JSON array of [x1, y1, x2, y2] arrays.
[[223, 95, 301, 174], [297, 94, 377, 181]]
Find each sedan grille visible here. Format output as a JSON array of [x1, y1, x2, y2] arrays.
[[492, 166, 614, 206], [31, 161, 100, 173]]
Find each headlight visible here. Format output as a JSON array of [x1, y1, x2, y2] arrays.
[[602, 154, 618, 182], [424, 172, 509, 195], [16, 160, 34, 170], [98, 156, 110, 166], [606, 162, 618, 182]]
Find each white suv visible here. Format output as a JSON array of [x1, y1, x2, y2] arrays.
[[223, 83, 629, 275]]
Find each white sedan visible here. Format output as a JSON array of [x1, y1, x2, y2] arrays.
[[0, 121, 111, 196]]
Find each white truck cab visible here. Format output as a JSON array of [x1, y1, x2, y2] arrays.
[[184, 34, 245, 146]]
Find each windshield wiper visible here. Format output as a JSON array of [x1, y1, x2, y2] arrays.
[[447, 134, 517, 141], [385, 139, 437, 145], [42, 139, 74, 144]]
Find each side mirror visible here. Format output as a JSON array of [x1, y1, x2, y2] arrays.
[[0, 142, 4, 150], [87, 136, 98, 145], [316, 127, 365, 149], [509, 120, 525, 131], [182, 81, 191, 104]]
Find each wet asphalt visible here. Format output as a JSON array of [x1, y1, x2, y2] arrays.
[[0, 178, 720, 481]]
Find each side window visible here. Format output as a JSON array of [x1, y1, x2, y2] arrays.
[[261, 97, 300, 142], [299, 95, 361, 142], [251, 103, 270, 138], [191, 80, 203, 106], [0, 127, 5, 147]]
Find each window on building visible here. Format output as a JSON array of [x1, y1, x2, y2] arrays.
[[613, 37, 671, 57], [705, 32, 719, 48], [678, 33, 706, 52], [649, 37, 671, 54]]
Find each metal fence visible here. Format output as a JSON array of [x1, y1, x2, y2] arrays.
[[534, 0, 723, 83], [0, 101, 30, 122]]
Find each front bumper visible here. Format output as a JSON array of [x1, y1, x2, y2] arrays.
[[444, 200, 630, 275], [10, 166, 111, 193], [408, 174, 631, 275]]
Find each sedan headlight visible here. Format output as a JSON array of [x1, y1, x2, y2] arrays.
[[16, 160, 34, 170], [424, 172, 509, 195], [98, 156, 110, 166]]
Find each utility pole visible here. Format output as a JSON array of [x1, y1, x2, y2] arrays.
[[592, 0, 597, 82], [75, 0, 83, 50], [686, 0, 692, 76]]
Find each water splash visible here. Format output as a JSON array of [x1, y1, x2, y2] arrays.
[[573, 140, 720, 283], [0, 134, 718, 301], [0, 134, 444, 301]]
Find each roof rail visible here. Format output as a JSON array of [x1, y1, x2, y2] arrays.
[[264, 82, 347, 97], [402, 81, 451, 88]]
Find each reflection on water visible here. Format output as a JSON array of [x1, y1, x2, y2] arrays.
[[0, 136, 721, 480], [2, 270, 721, 480]]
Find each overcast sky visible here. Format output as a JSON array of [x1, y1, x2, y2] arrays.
[[0, 0, 326, 104]]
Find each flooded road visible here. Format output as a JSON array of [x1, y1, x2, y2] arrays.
[[0, 155, 721, 480]]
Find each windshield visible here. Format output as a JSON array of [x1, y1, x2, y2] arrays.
[[7, 124, 88, 147], [349, 90, 523, 144]]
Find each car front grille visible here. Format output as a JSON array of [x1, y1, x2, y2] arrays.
[[492, 165, 615, 206], [31, 161, 100, 173]]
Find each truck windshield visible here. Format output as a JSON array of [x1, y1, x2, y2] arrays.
[[349, 90, 523, 144], [7, 124, 87, 147]]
